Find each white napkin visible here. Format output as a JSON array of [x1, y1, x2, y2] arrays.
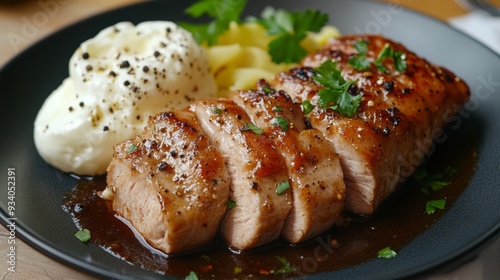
[[450, 10, 500, 54]]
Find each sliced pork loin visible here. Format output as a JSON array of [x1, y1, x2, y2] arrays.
[[105, 109, 230, 254], [190, 99, 292, 251], [271, 35, 470, 215], [231, 86, 345, 243]]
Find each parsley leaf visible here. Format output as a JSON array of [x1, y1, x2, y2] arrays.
[[212, 108, 223, 114], [257, 8, 328, 63], [75, 229, 91, 243], [348, 40, 407, 73], [274, 256, 297, 274], [262, 85, 276, 95], [258, 7, 293, 35], [313, 60, 362, 117], [181, 0, 247, 45], [414, 166, 456, 195], [182, 1, 327, 62], [276, 180, 291, 195], [348, 55, 371, 71], [302, 100, 314, 114], [185, 271, 199, 280], [234, 266, 243, 275], [377, 247, 397, 259], [127, 143, 138, 153], [426, 199, 447, 215], [293, 10, 330, 38], [271, 117, 289, 132], [201, 255, 211, 261], [353, 40, 369, 55], [413, 166, 455, 215], [349, 40, 371, 71], [268, 34, 307, 64], [240, 123, 264, 134], [375, 43, 407, 73], [313, 60, 347, 88], [227, 199, 236, 209], [186, 0, 246, 24]]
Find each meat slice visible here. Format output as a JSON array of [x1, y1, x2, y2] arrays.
[[190, 99, 292, 250], [105, 109, 230, 254], [231, 87, 345, 243], [309, 107, 414, 215], [300, 35, 470, 149], [271, 35, 470, 215]]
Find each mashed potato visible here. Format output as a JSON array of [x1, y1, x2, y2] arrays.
[[34, 21, 216, 176]]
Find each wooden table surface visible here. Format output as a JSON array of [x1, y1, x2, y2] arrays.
[[1, 0, 499, 279]]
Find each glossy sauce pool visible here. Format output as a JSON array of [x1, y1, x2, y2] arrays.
[[63, 138, 477, 279]]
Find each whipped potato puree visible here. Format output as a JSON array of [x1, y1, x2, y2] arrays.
[[34, 21, 216, 176]]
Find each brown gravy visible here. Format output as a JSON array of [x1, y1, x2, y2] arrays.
[[63, 139, 476, 279]]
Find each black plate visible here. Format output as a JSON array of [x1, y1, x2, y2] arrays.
[[1, 0, 499, 279]]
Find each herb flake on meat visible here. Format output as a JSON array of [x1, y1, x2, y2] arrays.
[[240, 123, 264, 134], [276, 180, 291, 195], [227, 199, 236, 209], [313, 60, 363, 117], [271, 117, 289, 132]]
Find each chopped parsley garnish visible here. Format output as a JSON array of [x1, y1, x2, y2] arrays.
[[127, 144, 138, 153], [375, 43, 407, 73], [182, 1, 328, 63], [272, 106, 283, 111], [312, 60, 362, 117], [377, 247, 397, 259], [256, 7, 329, 63], [180, 0, 247, 45], [426, 199, 447, 215], [227, 199, 236, 209], [413, 166, 456, 215], [348, 40, 371, 71], [185, 271, 199, 280], [212, 108, 223, 114], [271, 117, 289, 132], [301, 100, 314, 114], [414, 166, 457, 195], [353, 39, 369, 54], [75, 229, 91, 243], [234, 266, 243, 275], [240, 123, 264, 134], [201, 254, 211, 261], [348, 55, 371, 71], [348, 40, 407, 73], [274, 256, 297, 274], [262, 85, 275, 94], [276, 180, 291, 195]]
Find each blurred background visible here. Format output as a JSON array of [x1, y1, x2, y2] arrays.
[[2, 0, 500, 66], [1, 0, 499, 279]]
